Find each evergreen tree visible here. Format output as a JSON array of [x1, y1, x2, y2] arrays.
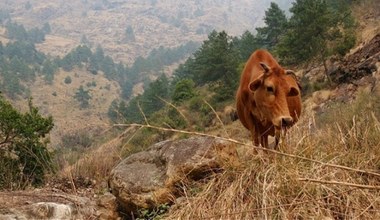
[[4, 41, 45, 64], [121, 80, 133, 100], [140, 74, 169, 116], [9, 56, 34, 81], [172, 58, 196, 84], [6, 22, 28, 41], [88, 45, 105, 74], [123, 96, 143, 123], [108, 99, 128, 122], [233, 31, 259, 61], [28, 27, 45, 43], [192, 31, 239, 86], [41, 59, 57, 83], [80, 34, 91, 46], [94, 45, 105, 61], [0, 42, 3, 56], [74, 85, 91, 108], [193, 31, 240, 101], [60, 53, 75, 71], [100, 55, 116, 78], [25, 1, 32, 10], [256, 2, 288, 51], [172, 78, 196, 104], [75, 45, 92, 63], [42, 23, 51, 34], [108, 100, 119, 122], [0, 10, 10, 24], [124, 25, 136, 42], [276, 0, 356, 80], [1, 70, 24, 99]]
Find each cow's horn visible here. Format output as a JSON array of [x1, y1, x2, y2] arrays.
[[260, 62, 270, 73], [286, 70, 295, 75]]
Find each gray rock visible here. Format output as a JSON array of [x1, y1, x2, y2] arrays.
[[109, 136, 238, 216], [0, 190, 119, 220]]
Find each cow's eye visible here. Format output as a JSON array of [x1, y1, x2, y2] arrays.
[[266, 86, 274, 93]]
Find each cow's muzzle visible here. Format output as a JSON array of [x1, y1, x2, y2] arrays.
[[281, 116, 293, 127], [274, 116, 293, 128]]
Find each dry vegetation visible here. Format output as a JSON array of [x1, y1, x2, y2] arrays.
[[61, 86, 380, 219], [12, 68, 121, 147], [10, 1, 376, 218], [164, 90, 380, 219], [352, 0, 380, 44]]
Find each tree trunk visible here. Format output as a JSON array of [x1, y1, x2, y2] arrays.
[[320, 51, 332, 84]]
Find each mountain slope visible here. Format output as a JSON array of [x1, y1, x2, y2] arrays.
[[10, 69, 121, 146], [2, 0, 293, 64]]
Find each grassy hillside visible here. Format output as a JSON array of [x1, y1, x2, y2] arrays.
[[12, 68, 120, 147], [352, 0, 380, 43], [165, 88, 380, 219], [1, 0, 379, 218]]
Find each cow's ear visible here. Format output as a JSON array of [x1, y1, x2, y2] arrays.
[[286, 69, 302, 90], [249, 79, 262, 92], [288, 87, 299, 97], [260, 62, 270, 74]]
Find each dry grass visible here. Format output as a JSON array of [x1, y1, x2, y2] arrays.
[[60, 132, 123, 182], [35, 34, 78, 58], [20, 69, 121, 147], [57, 88, 380, 219], [165, 91, 380, 219], [352, 0, 380, 44]]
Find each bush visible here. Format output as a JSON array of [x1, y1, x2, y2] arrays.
[[64, 76, 72, 84], [0, 96, 54, 189], [172, 79, 196, 104], [61, 131, 93, 150]]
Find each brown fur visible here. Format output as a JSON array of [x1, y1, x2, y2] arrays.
[[236, 50, 302, 149]]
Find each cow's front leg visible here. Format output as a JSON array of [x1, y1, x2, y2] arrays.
[[274, 128, 287, 150], [260, 133, 269, 148], [251, 129, 259, 147]]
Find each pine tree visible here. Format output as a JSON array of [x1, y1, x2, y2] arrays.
[[74, 85, 91, 108], [140, 74, 169, 116], [233, 31, 259, 61], [42, 59, 57, 83], [276, 0, 356, 81], [256, 2, 288, 51], [124, 25, 136, 42]]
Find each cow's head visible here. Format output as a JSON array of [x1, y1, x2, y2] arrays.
[[249, 62, 300, 129]]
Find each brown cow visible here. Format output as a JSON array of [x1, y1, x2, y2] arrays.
[[236, 49, 301, 149]]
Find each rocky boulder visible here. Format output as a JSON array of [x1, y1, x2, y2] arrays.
[[109, 136, 238, 217], [0, 190, 119, 220], [331, 34, 380, 83]]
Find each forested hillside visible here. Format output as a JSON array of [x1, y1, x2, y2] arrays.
[[0, 0, 296, 149], [111, 0, 356, 131], [1, 0, 380, 219], [0, 12, 200, 146], [0, 0, 293, 64]]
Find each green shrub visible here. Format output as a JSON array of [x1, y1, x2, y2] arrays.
[[172, 79, 196, 104], [61, 131, 93, 150], [64, 76, 72, 84], [0, 96, 54, 189]]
